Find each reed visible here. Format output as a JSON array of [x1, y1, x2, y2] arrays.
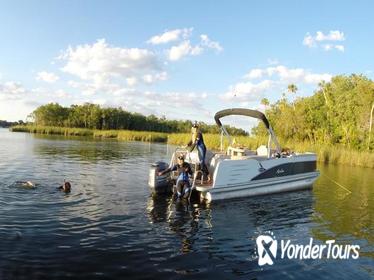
[[288, 142, 374, 168], [11, 125, 168, 143], [10, 125, 94, 136], [94, 130, 168, 142], [10, 125, 374, 168]]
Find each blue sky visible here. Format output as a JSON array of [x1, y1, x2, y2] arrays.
[[0, 1, 373, 128]]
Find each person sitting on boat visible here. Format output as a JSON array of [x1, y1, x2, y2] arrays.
[[158, 155, 193, 199], [187, 121, 210, 181], [58, 180, 71, 193]]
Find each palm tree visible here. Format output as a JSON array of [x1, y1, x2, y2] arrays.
[[261, 98, 270, 108], [287, 84, 298, 95], [287, 84, 298, 110], [318, 81, 329, 106], [368, 102, 374, 150]]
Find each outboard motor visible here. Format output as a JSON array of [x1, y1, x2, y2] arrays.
[[148, 161, 172, 194]]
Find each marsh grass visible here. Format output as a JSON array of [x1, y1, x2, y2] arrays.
[[11, 126, 93, 136], [11, 125, 168, 142], [11, 125, 374, 168], [94, 130, 168, 142]]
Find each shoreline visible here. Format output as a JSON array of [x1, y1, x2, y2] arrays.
[[10, 125, 374, 169]]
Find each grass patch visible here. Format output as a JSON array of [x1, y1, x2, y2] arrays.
[[11, 125, 168, 143]]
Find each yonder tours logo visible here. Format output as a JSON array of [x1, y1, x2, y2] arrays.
[[256, 232, 360, 266]]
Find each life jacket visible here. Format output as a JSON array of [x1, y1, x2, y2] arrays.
[[176, 162, 191, 182]]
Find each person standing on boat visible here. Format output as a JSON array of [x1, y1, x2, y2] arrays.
[[158, 155, 193, 199], [187, 121, 210, 181]]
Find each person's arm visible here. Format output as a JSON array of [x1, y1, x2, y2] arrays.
[[189, 142, 196, 152], [187, 130, 197, 150], [158, 165, 176, 176]]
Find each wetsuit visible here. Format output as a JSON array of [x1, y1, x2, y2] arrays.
[[160, 162, 193, 198], [188, 129, 209, 177]]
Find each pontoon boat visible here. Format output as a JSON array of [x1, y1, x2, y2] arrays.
[[149, 108, 320, 201]]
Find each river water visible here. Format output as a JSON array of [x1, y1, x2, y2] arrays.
[[0, 128, 373, 279]]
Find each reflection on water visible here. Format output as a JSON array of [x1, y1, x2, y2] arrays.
[[312, 164, 374, 259], [0, 128, 373, 279]]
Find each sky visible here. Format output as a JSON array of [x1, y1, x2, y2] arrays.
[[0, 0, 373, 129]]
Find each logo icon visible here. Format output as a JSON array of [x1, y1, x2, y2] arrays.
[[256, 233, 278, 266]]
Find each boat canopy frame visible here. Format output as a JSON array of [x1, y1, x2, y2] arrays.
[[214, 108, 282, 156]]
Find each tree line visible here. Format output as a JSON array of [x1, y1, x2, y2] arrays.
[[29, 103, 248, 135], [0, 120, 24, 128], [254, 74, 374, 150]]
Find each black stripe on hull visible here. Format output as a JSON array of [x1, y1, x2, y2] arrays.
[[252, 161, 316, 180]]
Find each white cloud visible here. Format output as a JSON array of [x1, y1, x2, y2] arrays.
[[92, 98, 107, 105], [55, 89, 70, 98], [223, 65, 332, 103], [67, 79, 127, 96], [167, 35, 222, 61], [147, 28, 193, 45], [0, 81, 75, 120], [244, 65, 332, 84], [335, 45, 345, 52], [59, 39, 163, 89], [147, 28, 223, 61], [323, 44, 345, 52], [167, 40, 203, 61], [142, 71, 168, 84], [245, 68, 264, 79], [0, 81, 26, 100], [303, 73, 332, 84], [221, 80, 273, 102], [303, 33, 316, 48], [126, 77, 137, 87], [79, 88, 213, 122], [200, 34, 223, 52], [315, 30, 345, 42], [323, 44, 333, 51], [268, 65, 305, 81], [36, 71, 59, 83], [303, 30, 346, 52]]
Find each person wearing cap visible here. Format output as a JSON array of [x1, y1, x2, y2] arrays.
[[158, 155, 193, 199], [187, 121, 210, 181]]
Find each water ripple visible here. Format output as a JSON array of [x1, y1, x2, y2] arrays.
[[0, 129, 373, 279]]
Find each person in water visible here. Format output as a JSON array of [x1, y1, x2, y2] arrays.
[[58, 180, 71, 193], [16, 181, 35, 188], [158, 155, 192, 199], [187, 121, 210, 181]]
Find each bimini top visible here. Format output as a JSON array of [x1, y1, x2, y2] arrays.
[[214, 108, 270, 129]]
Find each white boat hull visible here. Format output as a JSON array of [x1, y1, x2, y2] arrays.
[[196, 171, 320, 201]]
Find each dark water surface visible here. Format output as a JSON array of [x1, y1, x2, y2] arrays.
[[0, 128, 373, 279]]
